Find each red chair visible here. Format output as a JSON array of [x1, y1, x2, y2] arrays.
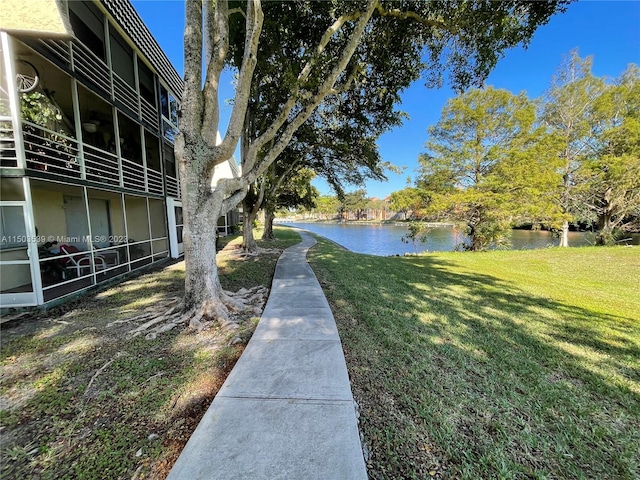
[[59, 244, 107, 278]]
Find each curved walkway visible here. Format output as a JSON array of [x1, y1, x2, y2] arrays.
[[167, 233, 367, 480]]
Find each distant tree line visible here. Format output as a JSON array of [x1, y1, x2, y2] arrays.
[[283, 189, 396, 221]]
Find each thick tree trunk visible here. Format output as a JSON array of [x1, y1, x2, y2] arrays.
[[181, 163, 231, 321], [242, 209, 259, 252], [262, 208, 275, 240], [559, 220, 570, 247], [470, 234, 483, 251], [596, 212, 613, 246]]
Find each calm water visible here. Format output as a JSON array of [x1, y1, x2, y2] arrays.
[[282, 222, 637, 256]]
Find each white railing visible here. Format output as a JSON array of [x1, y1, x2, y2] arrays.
[[38, 235, 169, 302], [84, 143, 120, 186], [22, 126, 169, 195], [166, 175, 180, 198], [121, 157, 146, 190], [37, 39, 71, 67], [140, 97, 158, 128], [71, 40, 111, 96], [22, 122, 81, 178], [113, 72, 139, 117], [147, 168, 164, 194]]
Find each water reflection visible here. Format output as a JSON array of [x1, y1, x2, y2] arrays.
[[282, 222, 631, 256]]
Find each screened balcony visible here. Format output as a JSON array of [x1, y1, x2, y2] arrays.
[[8, 41, 176, 197]]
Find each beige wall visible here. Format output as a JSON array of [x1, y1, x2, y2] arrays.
[[125, 196, 150, 241], [148, 199, 167, 238], [0, 0, 73, 37], [32, 188, 66, 239], [109, 196, 125, 237]]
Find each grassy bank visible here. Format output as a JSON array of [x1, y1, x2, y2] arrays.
[[307, 241, 640, 479], [0, 227, 299, 480]]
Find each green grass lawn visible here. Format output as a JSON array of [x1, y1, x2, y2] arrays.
[[307, 241, 640, 480], [0, 227, 299, 480]]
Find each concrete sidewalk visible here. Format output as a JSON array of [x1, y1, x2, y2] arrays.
[[167, 233, 367, 480]]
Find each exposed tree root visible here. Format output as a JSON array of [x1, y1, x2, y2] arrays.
[[84, 352, 128, 398], [117, 287, 270, 340], [227, 246, 282, 259]]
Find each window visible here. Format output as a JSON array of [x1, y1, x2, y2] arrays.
[[175, 205, 183, 244], [163, 141, 176, 177], [160, 84, 179, 143], [77, 84, 115, 151], [145, 130, 161, 171], [109, 28, 135, 87], [68, 1, 105, 60], [117, 112, 142, 164], [138, 59, 156, 105]]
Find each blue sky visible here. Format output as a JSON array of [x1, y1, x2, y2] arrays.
[[132, 0, 640, 199]]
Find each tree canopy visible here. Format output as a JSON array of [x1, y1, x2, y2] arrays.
[[418, 87, 558, 250], [177, 0, 572, 323]]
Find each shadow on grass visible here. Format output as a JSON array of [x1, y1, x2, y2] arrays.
[[308, 240, 640, 480]]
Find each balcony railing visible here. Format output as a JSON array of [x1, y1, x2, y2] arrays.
[[166, 175, 180, 198], [18, 38, 161, 138], [38, 240, 168, 303], [23, 38, 71, 70], [20, 122, 167, 196], [10, 38, 173, 196], [148, 168, 164, 195], [140, 97, 158, 129], [84, 143, 120, 186], [38, 39, 71, 69], [22, 122, 81, 178], [71, 40, 111, 97], [113, 72, 139, 118], [121, 157, 146, 191]]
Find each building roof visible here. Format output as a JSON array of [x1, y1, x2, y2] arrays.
[[100, 0, 183, 99]]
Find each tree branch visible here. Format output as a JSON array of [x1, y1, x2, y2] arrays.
[[270, 159, 301, 196], [201, 0, 229, 145], [217, 0, 264, 159], [228, 7, 246, 18], [182, 0, 204, 135], [222, 186, 248, 214], [247, 0, 378, 178], [297, 9, 362, 85], [374, 3, 458, 35]]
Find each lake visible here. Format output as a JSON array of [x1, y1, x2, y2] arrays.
[[281, 222, 639, 256]]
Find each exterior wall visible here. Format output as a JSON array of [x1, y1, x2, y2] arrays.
[[32, 188, 66, 238], [106, 193, 125, 237], [149, 198, 168, 257], [124, 195, 149, 241]]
